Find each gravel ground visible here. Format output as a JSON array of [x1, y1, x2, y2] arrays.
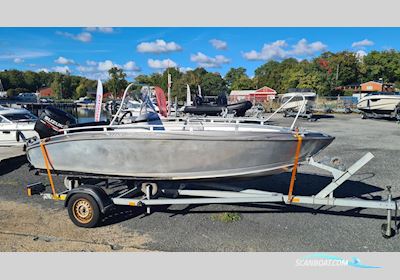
[[0, 113, 399, 251]]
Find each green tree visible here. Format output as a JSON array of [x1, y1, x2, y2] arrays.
[[23, 71, 41, 92], [231, 76, 255, 90], [105, 67, 128, 98], [254, 61, 282, 91], [225, 67, 248, 90], [50, 74, 63, 99], [201, 72, 227, 96]]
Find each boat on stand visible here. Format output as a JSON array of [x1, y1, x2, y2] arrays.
[[26, 84, 334, 180], [0, 105, 38, 147], [356, 92, 400, 120]]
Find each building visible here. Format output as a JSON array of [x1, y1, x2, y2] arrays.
[[360, 81, 395, 92], [361, 81, 383, 92], [229, 86, 277, 103], [39, 87, 54, 97]]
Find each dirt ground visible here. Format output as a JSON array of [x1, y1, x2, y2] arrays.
[[0, 200, 151, 252]]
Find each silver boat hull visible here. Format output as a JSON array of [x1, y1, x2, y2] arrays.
[[26, 129, 334, 180]]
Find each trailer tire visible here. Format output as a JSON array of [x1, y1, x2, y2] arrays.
[[67, 193, 101, 228]]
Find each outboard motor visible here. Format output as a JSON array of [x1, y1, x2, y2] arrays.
[[34, 106, 77, 138]]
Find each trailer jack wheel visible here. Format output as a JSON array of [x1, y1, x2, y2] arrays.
[[67, 194, 101, 228], [381, 223, 395, 239]]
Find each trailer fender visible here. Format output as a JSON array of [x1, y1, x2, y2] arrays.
[[64, 185, 114, 214]]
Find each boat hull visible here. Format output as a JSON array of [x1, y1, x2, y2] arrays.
[[26, 130, 334, 180], [0, 123, 38, 147], [357, 95, 400, 115], [183, 101, 252, 117]]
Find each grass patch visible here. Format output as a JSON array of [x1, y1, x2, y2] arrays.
[[211, 212, 241, 223]]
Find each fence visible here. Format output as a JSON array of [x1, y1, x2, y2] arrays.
[[315, 96, 359, 111]]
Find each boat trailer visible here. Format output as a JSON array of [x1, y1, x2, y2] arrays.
[[361, 107, 400, 121], [27, 149, 399, 238]]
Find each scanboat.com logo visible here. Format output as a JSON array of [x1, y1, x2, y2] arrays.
[[296, 253, 381, 269]]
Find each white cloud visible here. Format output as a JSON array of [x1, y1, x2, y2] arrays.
[[352, 39, 374, 48], [0, 50, 52, 60], [243, 39, 327, 61], [56, 31, 92, 43], [137, 40, 182, 54], [86, 60, 97, 66], [147, 58, 177, 69], [74, 32, 92, 43], [125, 71, 139, 78], [13, 58, 24, 64], [76, 60, 140, 74], [243, 40, 287, 61], [123, 61, 140, 71], [209, 39, 227, 50], [355, 50, 367, 60], [83, 72, 110, 81], [84, 27, 114, 33], [291, 39, 327, 56], [190, 52, 230, 68], [179, 67, 193, 73], [76, 65, 96, 73], [52, 66, 70, 74], [54, 56, 75, 65], [36, 68, 49, 73], [97, 60, 119, 71]]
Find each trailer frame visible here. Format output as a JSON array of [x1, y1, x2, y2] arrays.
[[27, 151, 399, 238]]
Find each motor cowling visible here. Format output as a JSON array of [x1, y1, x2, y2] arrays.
[[34, 106, 77, 138]]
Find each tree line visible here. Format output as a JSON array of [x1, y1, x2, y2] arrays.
[[1, 50, 400, 100]]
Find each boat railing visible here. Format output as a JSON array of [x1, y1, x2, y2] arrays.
[[60, 120, 286, 135], [166, 116, 269, 125], [264, 93, 307, 130]]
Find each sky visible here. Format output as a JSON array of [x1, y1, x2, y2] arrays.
[[0, 27, 399, 81]]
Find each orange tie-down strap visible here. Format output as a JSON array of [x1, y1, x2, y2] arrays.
[[39, 141, 57, 197], [287, 133, 303, 203]]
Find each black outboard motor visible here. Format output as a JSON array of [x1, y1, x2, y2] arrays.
[[34, 106, 77, 138]]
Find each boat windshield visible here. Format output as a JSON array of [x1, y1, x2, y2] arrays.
[[365, 92, 400, 97], [281, 95, 315, 103], [1, 112, 37, 123], [111, 84, 165, 129]]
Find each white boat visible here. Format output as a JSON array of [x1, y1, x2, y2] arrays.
[[74, 97, 95, 108], [357, 92, 400, 118], [0, 105, 38, 146], [280, 90, 317, 113]]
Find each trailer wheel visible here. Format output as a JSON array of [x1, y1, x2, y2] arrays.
[[361, 113, 367, 119], [67, 193, 101, 228], [381, 223, 395, 239]]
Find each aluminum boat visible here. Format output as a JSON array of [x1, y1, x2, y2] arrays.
[[26, 85, 334, 180]]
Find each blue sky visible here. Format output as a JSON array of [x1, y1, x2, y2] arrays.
[[0, 27, 399, 80]]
